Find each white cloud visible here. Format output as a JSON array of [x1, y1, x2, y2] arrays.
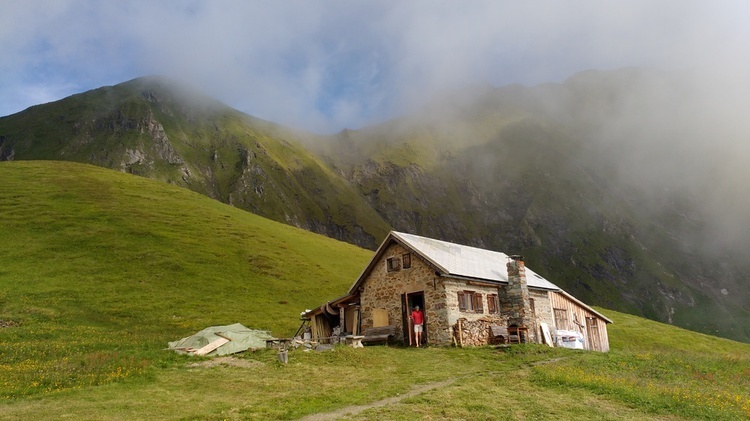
[[1, 1, 750, 132]]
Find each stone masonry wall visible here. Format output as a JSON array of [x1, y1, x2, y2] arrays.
[[444, 280, 505, 346], [359, 242, 452, 345], [443, 280, 504, 325], [530, 289, 554, 331], [504, 257, 536, 342], [359, 242, 556, 347]]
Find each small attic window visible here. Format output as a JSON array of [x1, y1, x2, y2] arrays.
[[387, 257, 401, 272], [402, 253, 412, 269]]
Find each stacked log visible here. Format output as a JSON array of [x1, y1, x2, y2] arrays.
[[453, 318, 501, 347]]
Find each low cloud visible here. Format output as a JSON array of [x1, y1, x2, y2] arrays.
[[1, 1, 749, 133]]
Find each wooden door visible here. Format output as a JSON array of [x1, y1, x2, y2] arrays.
[[586, 317, 601, 351], [401, 293, 411, 345]]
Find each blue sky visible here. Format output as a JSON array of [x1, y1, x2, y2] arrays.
[[2, 1, 749, 133]]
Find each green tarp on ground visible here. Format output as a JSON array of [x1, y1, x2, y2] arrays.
[[168, 323, 274, 356]]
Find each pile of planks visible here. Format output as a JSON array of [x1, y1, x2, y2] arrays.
[[311, 315, 331, 341]]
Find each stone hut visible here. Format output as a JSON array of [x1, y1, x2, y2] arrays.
[[302, 231, 611, 352]]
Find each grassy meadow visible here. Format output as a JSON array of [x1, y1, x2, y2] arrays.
[[1, 161, 748, 420]]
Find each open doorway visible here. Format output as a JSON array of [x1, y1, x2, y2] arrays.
[[401, 291, 426, 346]]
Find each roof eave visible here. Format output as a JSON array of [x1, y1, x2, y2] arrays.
[[440, 273, 560, 291], [301, 292, 358, 318], [556, 289, 614, 324], [347, 231, 449, 294]]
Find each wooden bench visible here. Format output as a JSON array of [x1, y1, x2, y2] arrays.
[[490, 325, 509, 344], [362, 325, 397, 345]]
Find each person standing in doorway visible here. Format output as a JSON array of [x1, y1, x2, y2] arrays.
[[410, 305, 424, 347]]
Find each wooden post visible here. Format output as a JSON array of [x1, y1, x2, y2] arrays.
[[404, 292, 412, 346], [408, 317, 413, 346], [339, 306, 346, 333], [354, 306, 360, 336], [458, 319, 464, 348]]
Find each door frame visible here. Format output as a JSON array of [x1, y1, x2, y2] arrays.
[[402, 291, 426, 345]]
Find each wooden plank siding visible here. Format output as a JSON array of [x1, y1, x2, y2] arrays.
[[549, 291, 610, 352]]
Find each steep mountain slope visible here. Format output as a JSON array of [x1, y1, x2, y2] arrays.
[[0, 160, 375, 398], [1, 71, 748, 343], [0, 77, 390, 248], [0, 161, 372, 335], [306, 70, 750, 343]]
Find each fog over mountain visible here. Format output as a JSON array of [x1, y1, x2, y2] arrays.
[[2, 2, 750, 341], [566, 67, 750, 256], [3, 2, 750, 133]]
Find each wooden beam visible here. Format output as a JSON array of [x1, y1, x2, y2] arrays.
[[193, 337, 230, 356]]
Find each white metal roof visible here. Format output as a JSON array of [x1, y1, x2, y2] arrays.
[[391, 231, 560, 290]]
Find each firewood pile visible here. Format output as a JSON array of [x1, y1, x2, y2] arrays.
[[453, 318, 496, 347]]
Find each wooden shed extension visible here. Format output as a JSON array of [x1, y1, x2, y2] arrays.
[[302, 293, 360, 343], [549, 290, 611, 352]]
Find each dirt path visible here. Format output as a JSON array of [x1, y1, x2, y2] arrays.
[[297, 377, 457, 421]]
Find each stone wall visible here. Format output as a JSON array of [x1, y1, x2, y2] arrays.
[[359, 242, 452, 345], [443, 279, 504, 324], [447, 290, 554, 346], [530, 289, 554, 329], [503, 257, 536, 342], [358, 241, 556, 347]]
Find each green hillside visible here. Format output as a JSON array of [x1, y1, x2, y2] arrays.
[[0, 77, 391, 248], [0, 161, 371, 395], [1, 161, 748, 420]]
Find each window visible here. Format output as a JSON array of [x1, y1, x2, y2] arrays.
[[386, 257, 400, 272], [457, 291, 471, 311], [402, 253, 412, 269], [487, 294, 499, 314], [554, 308, 569, 330], [457, 291, 483, 313]]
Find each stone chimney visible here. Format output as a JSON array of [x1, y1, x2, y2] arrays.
[[504, 255, 535, 342]]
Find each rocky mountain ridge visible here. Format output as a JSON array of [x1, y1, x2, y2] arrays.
[[1, 70, 748, 342]]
